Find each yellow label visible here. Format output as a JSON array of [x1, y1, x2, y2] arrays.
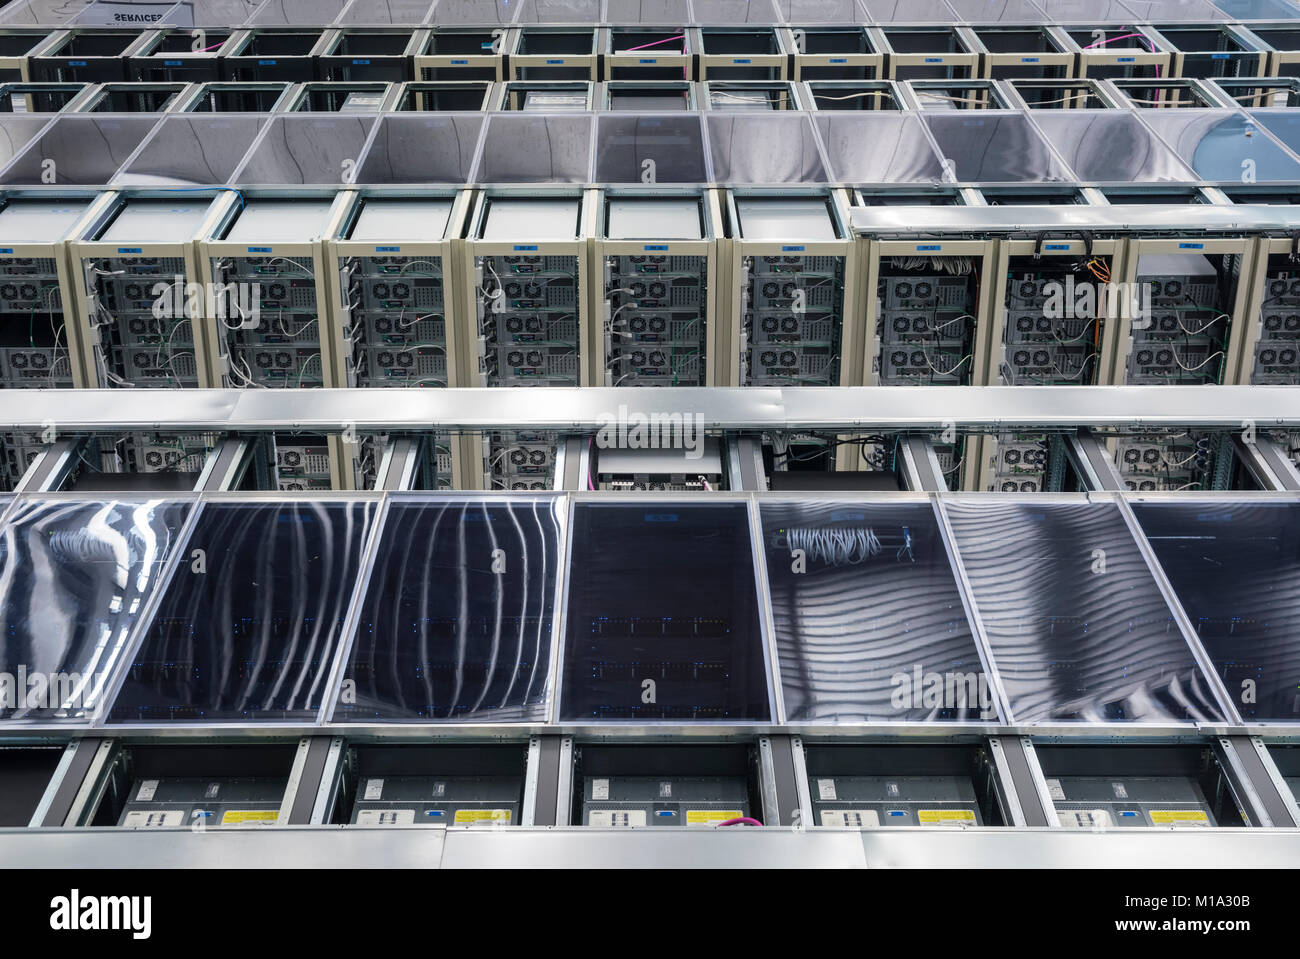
[[685, 809, 744, 826], [918, 809, 977, 825], [453, 808, 512, 824], [220, 809, 279, 825], [1149, 809, 1210, 826]]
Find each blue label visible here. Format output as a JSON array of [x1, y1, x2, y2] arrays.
[[782, 245, 805, 252], [375, 246, 400, 252], [924, 57, 942, 63], [248, 246, 272, 253], [0, 249, 11, 254], [916, 244, 941, 251], [426, 810, 444, 816], [645, 513, 678, 522], [732, 58, 751, 63], [639, 58, 657, 63], [829, 57, 847, 63], [546, 58, 564, 64], [513, 245, 538, 251], [644, 244, 668, 251], [480, 42, 495, 49], [164, 60, 182, 66], [1179, 242, 1204, 249], [1212, 53, 1229, 59], [1117, 56, 1135, 62], [888, 810, 905, 817], [352, 58, 370, 65], [258, 59, 276, 65], [656, 810, 675, 817], [1044, 243, 1070, 250], [117, 247, 142, 254], [451, 59, 468, 64], [1021, 57, 1039, 62], [69, 60, 86, 66]]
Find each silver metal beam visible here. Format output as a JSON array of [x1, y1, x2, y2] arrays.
[[11, 386, 1300, 433]]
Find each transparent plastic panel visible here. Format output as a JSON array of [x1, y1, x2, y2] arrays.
[[707, 113, 826, 183], [0, 497, 193, 723], [773, 0, 864, 20], [427, 0, 517, 23], [1132, 501, 1300, 723], [594, 114, 706, 183], [475, 114, 593, 183], [0, 0, 91, 24], [336, 0, 435, 23], [1142, 110, 1300, 182], [0, 115, 159, 185], [605, 0, 691, 22], [815, 113, 947, 182], [333, 497, 562, 723], [108, 499, 379, 723], [860, 0, 956, 22], [172, 0, 267, 26], [1210, 0, 1300, 16], [692, 0, 782, 21], [945, 0, 1047, 20], [250, 0, 348, 23], [234, 114, 375, 185], [112, 115, 265, 186], [943, 498, 1224, 724], [1032, 0, 1137, 17], [1030, 112, 1196, 182], [1248, 110, 1300, 161], [515, 0, 601, 20], [760, 500, 994, 723], [924, 113, 1072, 183], [0, 115, 55, 171], [560, 501, 771, 721], [1119, 0, 1230, 17], [355, 114, 482, 184]]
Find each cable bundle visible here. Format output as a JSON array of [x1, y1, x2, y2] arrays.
[[786, 526, 881, 566]]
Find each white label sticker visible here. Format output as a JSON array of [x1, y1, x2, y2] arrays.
[[590, 809, 646, 827], [357, 808, 415, 825], [123, 810, 184, 828], [659, 782, 672, 798], [205, 782, 221, 799], [1111, 782, 1129, 799], [1057, 809, 1112, 829], [592, 778, 610, 800], [136, 779, 159, 802], [820, 809, 879, 827], [817, 778, 837, 801], [432, 782, 446, 797], [363, 778, 384, 800], [1046, 778, 1066, 801], [886, 781, 901, 798]]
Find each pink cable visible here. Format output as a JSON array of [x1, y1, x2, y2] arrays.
[[716, 817, 763, 827], [623, 34, 685, 52], [192, 40, 226, 52], [1081, 32, 1156, 52]]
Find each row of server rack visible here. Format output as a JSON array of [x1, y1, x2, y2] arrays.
[[2, 184, 1300, 493], [12, 20, 1300, 84], [0, 488, 1297, 839]]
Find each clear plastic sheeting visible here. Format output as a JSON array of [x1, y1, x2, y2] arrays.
[[1142, 110, 1300, 182], [514, 0, 602, 20], [0, 115, 160, 186], [355, 114, 483, 184], [707, 113, 827, 183], [427, 0, 517, 23], [333, 496, 563, 723], [250, 0, 349, 24], [0, 0, 94, 24], [1031, 0, 1137, 18], [605, 0, 691, 22], [1211, 0, 1300, 16], [942, 498, 1225, 725], [1246, 110, 1300, 161], [692, 0, 782, 21], [760, 500, 996, 723], [474, 113, 593, 183], [335, 0, 436, 23], [1120, 0, 1231, 17], [594, 114, 707, 183], [0, 116, 56, 172], [945, 0, 1047, 21], [232, 114, 376, 185], [772, 0, 865, 20], [112, 115, 266, 186], [560, 501, 772, 722], [0, 497, 193, 723], [108, 499, 379, 723], [815, 113, 947, 183], [923, 113, 1071, 183], [1132, 500, 1300, 724], [1030, 111, 1196, 183], [860, 0, 957, 22]]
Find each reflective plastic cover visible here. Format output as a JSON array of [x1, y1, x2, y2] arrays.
[[337, 0, 435, 23], [924, 113, 1071, 183], [108, 500, 378, 723], [0, 116, 161, 186], [1142, 111, 1300, 182], [693, 0, 782, 21], [234, 115, 376, 186], [475, 114, 593, 184], [333, 497, 563, 723], [560, 501, 771, 721], [943, 499, 1223, 724], [815, 113, 947, 183], [0, 498, 192, 722], [355, 114, 483, 184], [945, 0, 1047, 20], [594, 115, 707, 184], [773, 0, 865, 20], [863, 0, 957, 20], [112, 116, 266, 187], [760, 500, 994, 722], [1030, 112, 1196, 182], [707, 114, 827, 184], [1132, 501, 1300, 723], [605, 0, 691, 21], [428, 0, 518, 23]]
